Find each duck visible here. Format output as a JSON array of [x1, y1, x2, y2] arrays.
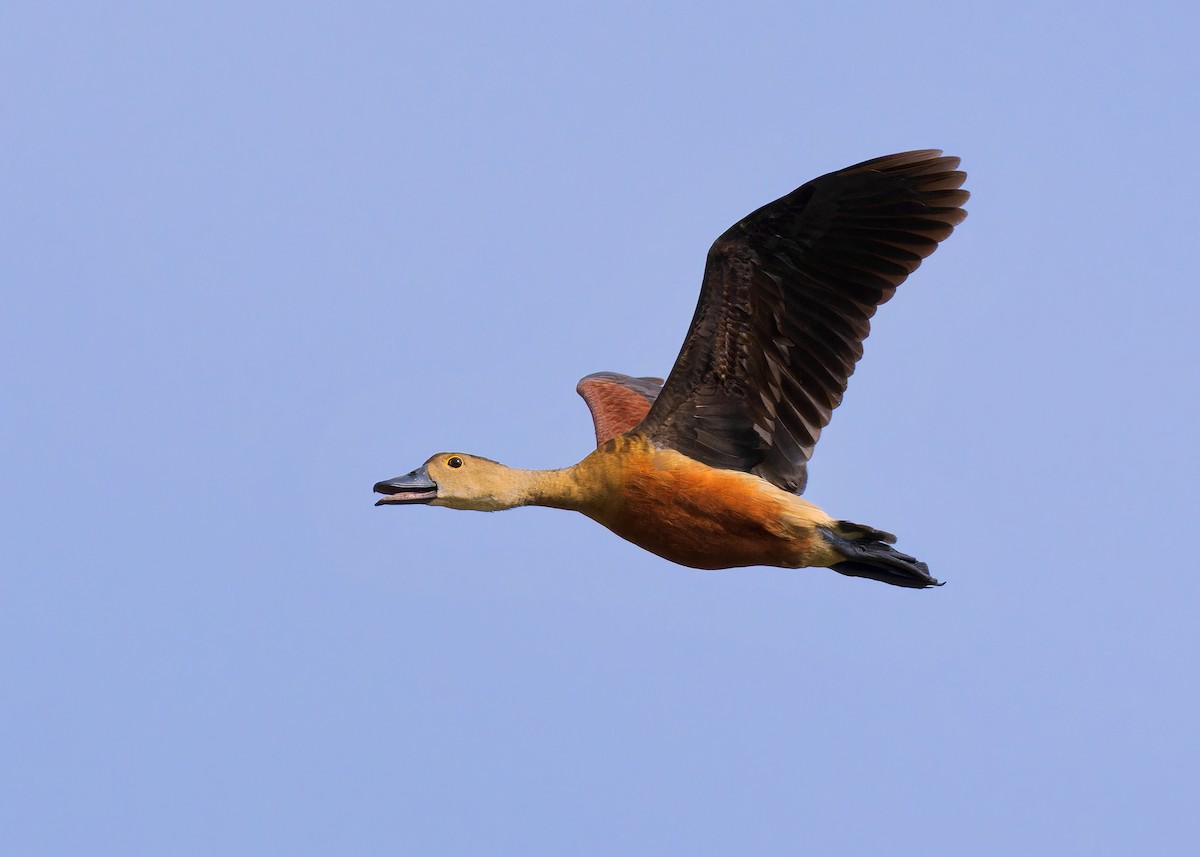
[[374, 150, 968, 588]]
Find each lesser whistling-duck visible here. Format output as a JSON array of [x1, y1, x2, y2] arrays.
[[375, 151, 968, 587]]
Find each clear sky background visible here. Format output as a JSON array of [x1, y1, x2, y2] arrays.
[[4, 1, 1198, 854]]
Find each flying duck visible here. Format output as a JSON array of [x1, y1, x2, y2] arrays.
[[374, 150, 968, 587]]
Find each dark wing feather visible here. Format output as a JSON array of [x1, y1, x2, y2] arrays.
[[637, 150, 968, 493], [576, 372, 664, 445]]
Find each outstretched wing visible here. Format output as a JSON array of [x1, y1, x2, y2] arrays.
[[636, 150, 969, 493], [576, 372, 664, 445]]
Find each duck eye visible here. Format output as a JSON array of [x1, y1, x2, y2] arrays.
[[447, 456, 464, 468]]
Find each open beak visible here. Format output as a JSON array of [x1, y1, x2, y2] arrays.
[[373, 465, 438, 506]]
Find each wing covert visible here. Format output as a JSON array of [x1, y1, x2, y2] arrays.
[[576, 372, 664, 445]]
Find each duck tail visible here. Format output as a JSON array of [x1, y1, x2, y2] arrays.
[[820, 521, 942, 589]]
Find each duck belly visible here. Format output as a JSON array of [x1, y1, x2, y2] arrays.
[[595, 463, 836, 571]]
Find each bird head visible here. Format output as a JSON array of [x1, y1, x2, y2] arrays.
[[373, 453, 523, 512]]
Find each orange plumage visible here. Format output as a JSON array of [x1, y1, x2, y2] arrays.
[[567, 434, 835, 570]]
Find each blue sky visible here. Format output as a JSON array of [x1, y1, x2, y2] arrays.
[[4, 1, 1198, 854]]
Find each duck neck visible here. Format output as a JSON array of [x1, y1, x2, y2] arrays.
[[508, 464, 592, 512]]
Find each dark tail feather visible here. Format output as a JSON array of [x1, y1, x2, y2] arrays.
[[821, 522, 942, 589]]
